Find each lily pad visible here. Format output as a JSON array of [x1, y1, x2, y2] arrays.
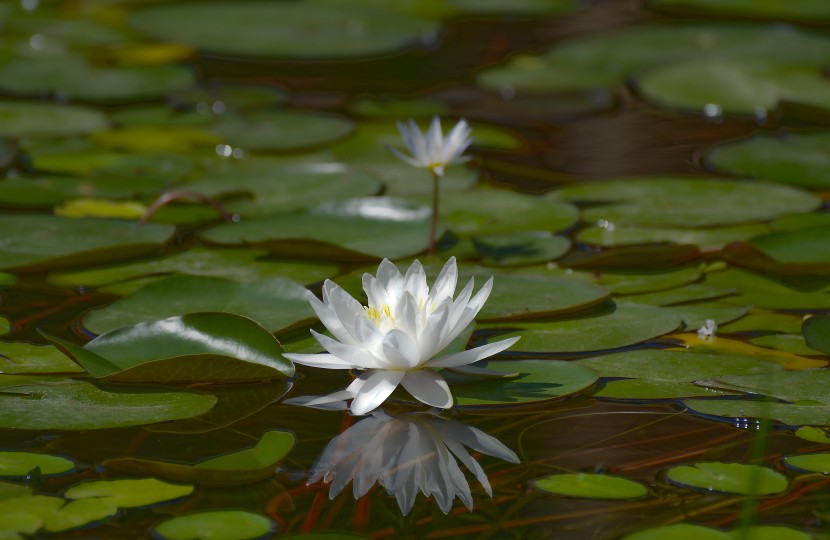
[[533, 473, 647, 499], [651, 0, 830, 23], [0, 215, 174, 271], [721, 312, 805, 334], [90, 126, 218, 153], [0, 343, 83, 374], [682, 337, 826, 370], [201, 197, 435, 261], [749, 335, 821, 356], [104, 430, 294, 486], [0, 56, 194, 103], [666, 302, 750, 330], [623, 524, 729, 540], [804, 315, 830, 355], [579, 350, 782, 400], [0, 452, 74, 478], [685, 398, 830, 426], [706, 131, 830, 189], [700, 369, 830, 405], [81, 276, 313, 335], [0, 101, 108, 137], [348, 96, 449, 119], [153, 510, 275, 540], [783, 453, 830, 475], [497, 303, 682, 353], [0, 481, 31, 501], [210, 110, 354, 152], [0, 494, 118, 534], [559, 177, 820, 228], [742, 225, 830, 271], [49, 248, 337, 290], [793, 426, 830, 444], [46, 313, 293, 384], [452, 359, 598, 406], [130, 2, 436, 59], [577, 223, 770, 249], [449, 232, 571, 267], [65, 478, 193, 508], [705, 269, 830, 310], [623, 284, 736, 307], [665, 462, 787, 495], [583, 266, 703, 296], [448, 0, 574, 15], [727, 527, 812, 540], [0, 378, 217, 430]]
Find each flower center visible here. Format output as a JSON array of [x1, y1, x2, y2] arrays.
[[365, 304, 393, 324]]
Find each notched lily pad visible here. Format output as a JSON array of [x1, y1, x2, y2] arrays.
[[0, 452, 75, 478], [0, 101, 108, 137], [665, 462, 787, 495], [153, 510, 276, 540], [533, 473, 647, 499], [783, 453, 830, 475], [65, 477, 193, 508], [623, 523, 729, 540], [804, 315, 830, 355], [211, 110, 354, 152], [44, 312, 293, 384], [0, 343, 83, 374]]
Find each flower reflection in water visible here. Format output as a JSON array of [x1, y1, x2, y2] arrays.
[[308, 408, 519, 515]]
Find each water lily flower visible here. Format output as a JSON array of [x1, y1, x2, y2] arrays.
[[697, 319, 717, 341], [388, 116, 473, 177], [284, 257, 520, 415], [309, 408, 519, 515]]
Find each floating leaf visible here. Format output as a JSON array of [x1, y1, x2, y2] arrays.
[[54, 198, 147, 220], [449, 232, 571, 267], [793, 426, 830, 444], [452, 360, 598, 406], [700, 369, 830, 404], [783, 453, 830, 475], [448, 0, 574, 15], [130, 2, 436, 59], [651, 0, 830, 23], [740, 226, 830, 272], [0, 215, 174, 272], [666, 302, 750, 330], [665, 462, 787, 495], [623, 284, 736, 307], [0, 481, 31, 501], [211, 110, 354, 152], [726, 526, 812, 540], [90, 126, 218, 153], [749, 335, 820, 356], [65, 478, 193, 508], [0, 452, 74, 478], [577, 223, 769, 249], [686, 398, 830, 426], [496, 303, 681, 353], [623, 524, 729, 540], [804, 315, 830, 355], [348, 96, 449, 119], [0, 378, 216, 430], [153, 510, 276, 540], [104, 431, 294, 486], [82, 276, 313, 335], [721, 312, 804, 334], [45, 313, 293, 384], [584, 266, 703, 296], [533, 473, 647, 499], [0, 494, 117, 534], [201, 197, 434, 261], [559, 177, 820, 228], [705, 269, 830, 310], [42, 498, 119, 533], [0, 101, 108, 137]]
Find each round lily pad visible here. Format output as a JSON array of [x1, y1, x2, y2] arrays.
[[153, 510, 275, 540], [0, 378, 217, 430], [0, 343, 83, 374], [0, 452, 74, 478], [130, 2, 436, 59], [0, 215, 174, 272], [623, 524, 730, 540], [666, 462, 787, 495], [0, 494, 119, 534], [201, 197, 435, 261], [727, 527, 812, 540], [498, 303, 681, 353], [559, 177, 820, 228], [706, 269, 830, 310], [452, 359, 598, 406], [533, 473, 647, 499], [783, 453, 830, 475], [749, 334, 820, 356], [448, 0, 574, 15], [666, 302, 750, 330], [650, 0, 830, 22], [0, 56, 194, 103], [0, 101, 108, 137], [793, 426, 830, 444], [706, 131, 830, 189], [448, 232, 571, 267], [577, 223, 770, 249], [65, 478, 193, 508], [42, 498, 119, 533], [686, 398, 830, 426], [745, 225, 830, 268], [623, 283, 736, 307], [211, 110, 354, 152], [581, 266, 702, 296], [804, 315, 830, 355], [721, 313, 804, 334], [81, 275, 314, 335]]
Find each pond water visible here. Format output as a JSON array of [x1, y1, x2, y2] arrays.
[[1, 0, 830, 539]]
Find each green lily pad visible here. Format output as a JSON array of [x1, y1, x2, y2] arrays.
[[201, 197, 435, 261], [579, 350, 782, 400], [49, 248, 337, 290], [104, 430, 294, 486], [784, 453, 830, 475], [211, 110, 354, 152], [559, 177, 820, 228], [0, 511, 41, 539], [0, 215, 174, 272], [685, 398, 830, 426], [0, 101, 108, 137], [348, 96, 449, 119], [82, 276, 313, 335], [0, 481, 31, 501], [651, 0, 830, 23], [577, 223, 770, 249], [0, 343, 82, 374], [705, 269, 830, 310], [65, 478, 193, 508], [0, 378, 217, 430], [741, 225, 830, 271], [449, 232, 571, 267], [0, 317, 8, 336], [583, 266, 703, 296], [448, 0, 574, 15], [46, 312, 293, 383], [794, 426, 830, 444], [0, 56, 194, 103], [706, 131, 830, 189], [666, 462, 787, 495], [439, 190, 579, 236], [727, 526, 812, 540], [804, 315, 830, 355], [130, 2, 436, 59], [0, 494, 118, 534], [153, 510, 275, 540], [90, 126, 218, 153], [29, 147, 194, 183], [749, 334, 821, 356], [721, 312, 805, 334], [771, 213, 830, 233], [0, 452, 74, 478], [623, 284, 736, 307], [42, 498, 119, 533], [497, 303, 682, 353], [623, 524, 729, 540], [699, 369, 830, 404], [533, 473, 647, 499], [452, 359, 598, 406], [666, 302, 750, 330]]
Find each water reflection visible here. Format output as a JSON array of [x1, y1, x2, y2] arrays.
[[308, 408, 519, 515]]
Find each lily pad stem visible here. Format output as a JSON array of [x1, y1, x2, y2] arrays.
[[428, 169, 440, 255], [139, 190, 234, 224]]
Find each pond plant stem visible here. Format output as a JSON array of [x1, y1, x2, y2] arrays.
[[428, 170, 440, 255]]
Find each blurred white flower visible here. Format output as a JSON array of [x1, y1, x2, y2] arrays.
[[284, 257, 519, 415], [697, 319, 717, 341], [388, 117, 472, 177], [309, 409, 519, 515]]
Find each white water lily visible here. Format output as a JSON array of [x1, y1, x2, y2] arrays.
[[697, 319, 717, 341], [284, 257, 520, 415], [309, 408, 519, 515], [389, 116, 472, 177]]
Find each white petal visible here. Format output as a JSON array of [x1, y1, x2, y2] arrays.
[[406, 119, 428, 162], [418, 300, 451, 359], [443, 439, 492, 496], [381, 329, 421, 369], [403, 259, 428, 301], [350, 370, 405, 415], [467, 276, 493, 314], [283, 352, 359, 370], [311, 329, 384, 369], [429, 256, 458, 303], [426, 116, 443, 157], [362, 274, 387, 309], [284, 390, 354, 411], [307, 291, 359, 347], [425, 336, 520, 368], [321, 280, 365, 341], [388, 145, 424, 168], [401, 370, 453, 408], [376, 258, 403, 296]]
